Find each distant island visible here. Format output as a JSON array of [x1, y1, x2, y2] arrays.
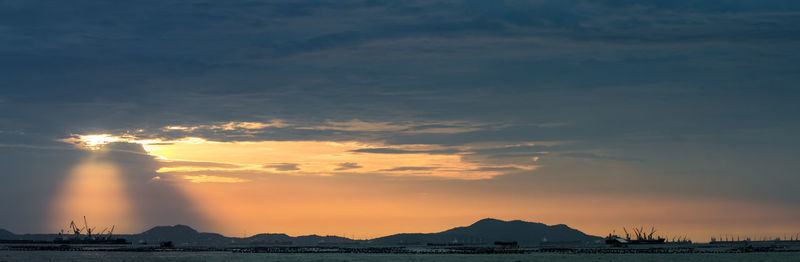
[[0, 218, 600, 246], [372, 218, 600, 245]]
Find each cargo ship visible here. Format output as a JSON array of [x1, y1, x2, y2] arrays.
[[605, 227, 666, 245]]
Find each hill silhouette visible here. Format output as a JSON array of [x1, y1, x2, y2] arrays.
[[0, 229, 14, 239], [128, 225, 358, 246], [134, 224, 227, 245], [0, 218, 600, 246], [372, 218, 600, 245]]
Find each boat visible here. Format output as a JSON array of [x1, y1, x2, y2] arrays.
[[605, 227, 666, 245]]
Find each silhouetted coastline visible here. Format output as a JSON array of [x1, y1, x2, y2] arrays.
[[2, 218, 800, 254]]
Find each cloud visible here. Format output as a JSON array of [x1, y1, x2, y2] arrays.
[[334, 162, 362, 171], [183, 175, 248, 183], [64, 138, 528, 180], [159, 160, 242, 169], [401, 123, 485, 134], [472, 144, 554, 155], [469, 166, 522, 172], [298, 119, 408, 132], [263, 163, 301, 171], [163, 120, 289, 132], [60, 134, 125, 150], [350, 148, 461, 155], [298, 119, 486, 134], [559, 152, 639, 162], [380, 166, 439, 172], [537, 122, 568, 128]]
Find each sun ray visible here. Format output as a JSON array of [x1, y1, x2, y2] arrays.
[[50, 154, 135, 233]]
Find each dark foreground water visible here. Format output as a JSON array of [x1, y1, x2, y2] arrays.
[[1, 251, 798, 262]]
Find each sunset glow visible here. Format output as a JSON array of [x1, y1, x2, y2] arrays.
[[3, 1, 800, 248], [63, 131, 538, 180], [48, 130, 800, 241]]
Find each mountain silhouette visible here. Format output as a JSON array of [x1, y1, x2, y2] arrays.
[[129, 225, 357, 246], [244, 233, 357, 246], [372, 218, 600, 245], [0, 218, 600, 246], [0, 229, 14, 239], [141, 224, 198, 237], [134, 225, 227, 245]]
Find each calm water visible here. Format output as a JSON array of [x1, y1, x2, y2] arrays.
[[1, 251, 799, 262]]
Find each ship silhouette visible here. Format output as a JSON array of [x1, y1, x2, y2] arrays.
[[605, 226, 666, 245]]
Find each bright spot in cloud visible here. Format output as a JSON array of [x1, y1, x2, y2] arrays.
[[63, 134, 123, 150]]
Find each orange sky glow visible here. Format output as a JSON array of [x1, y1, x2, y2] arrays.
[[51, 131, 800, 242]]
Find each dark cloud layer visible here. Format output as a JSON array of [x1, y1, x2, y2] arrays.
[[1, 0, 799, 232]]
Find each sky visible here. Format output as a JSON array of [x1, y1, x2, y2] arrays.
[[1, 0, 799, 241]]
